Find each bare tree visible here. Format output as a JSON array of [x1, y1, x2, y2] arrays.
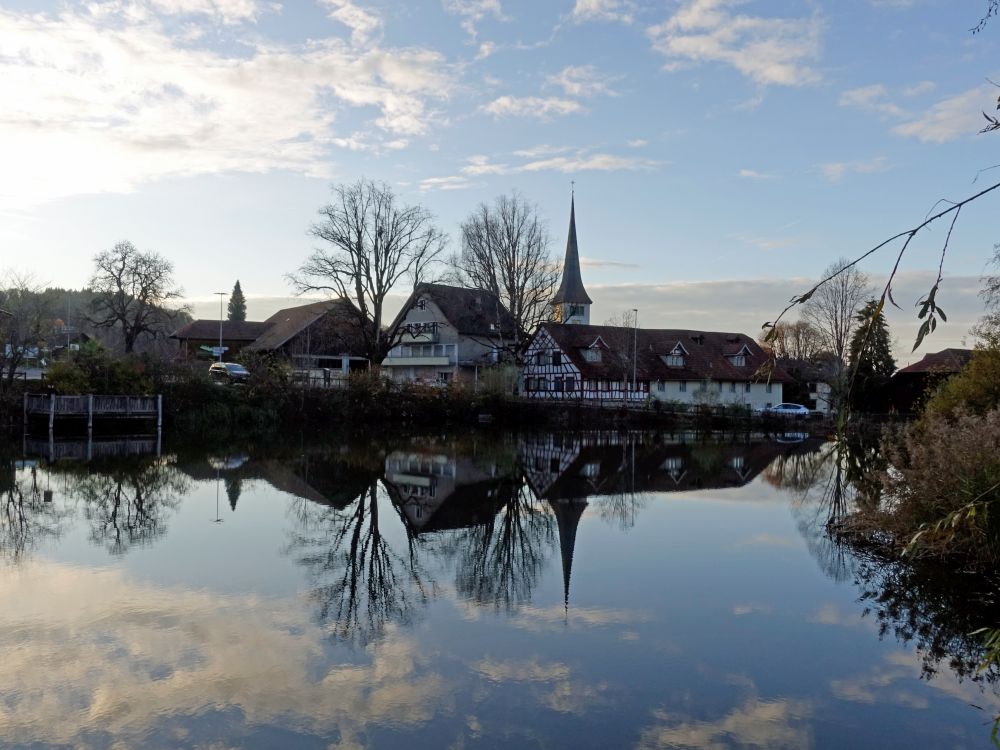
[[451, 192, 558, 349], [800, 258, 870, 371], [758, 319, 826, 361], [89, 241, 184, 354], [291, 179, 446, 365], [0, 273, 48, 389], [602, 310, 638, 385]]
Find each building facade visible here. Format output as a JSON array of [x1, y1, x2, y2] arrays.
[[383, 283, 517, 386]]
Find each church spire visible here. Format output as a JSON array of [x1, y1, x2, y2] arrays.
[[551, 193, 592, 324], [550, 498, 588, 613]]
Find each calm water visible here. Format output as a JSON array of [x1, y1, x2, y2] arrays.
[[0, 430, 997, 749]]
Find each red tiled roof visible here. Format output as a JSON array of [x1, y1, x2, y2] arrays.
[[536, 323, 790, 383], [896, 348, 973, 375]]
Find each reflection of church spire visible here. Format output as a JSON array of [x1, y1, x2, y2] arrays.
[[550, 498, 587, 612]]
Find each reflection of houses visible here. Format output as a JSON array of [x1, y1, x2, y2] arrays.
[[171, 299, 369, 375], [885, 348, 974, 413], [383, 283, 517, 385], [382, 449, 513, 533], [519, 432, 788, 500], [521, 196, 788, 406]]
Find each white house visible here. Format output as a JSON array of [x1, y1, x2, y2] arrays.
[[383, 283, 517, 386]]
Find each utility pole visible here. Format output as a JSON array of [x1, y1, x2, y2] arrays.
[[215, 292, 227, 362]]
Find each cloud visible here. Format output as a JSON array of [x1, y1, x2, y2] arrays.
[[627, 138, 648, 147], [581, 258, 641, 269], [482, 95, 583, 119], [461, 149, 659, 176], [902, 80, 935, 97], [0, 4, 452, 209], [547, 65, 620, 98], [647, 0, 822, 86], [419, 175, 475, 191], [893, 84, 998, 142], [738, 168, 776, 180], [443, 0, 505, 41], [838, 84, 908, 118], [819, 156, 890, 182], [570, 0, 635, 25], [319, 0, 383, 45]]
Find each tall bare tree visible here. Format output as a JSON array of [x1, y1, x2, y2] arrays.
[[89, 241, 183, 354], [0, 273, 48, 389], [451, 192, 557, 348], [291, 179, 446, 365], [800, 257, 870, 371], [758, 319, 826, 361]]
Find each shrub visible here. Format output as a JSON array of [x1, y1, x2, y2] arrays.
[[854, 408, 1000, 568], [924, 345, 1000, 419]]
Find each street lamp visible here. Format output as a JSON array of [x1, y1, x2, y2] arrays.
[[215, 292, 227, 362], [632, 308, 638, 399]]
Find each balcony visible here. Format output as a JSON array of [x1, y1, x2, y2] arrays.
[[382, 356, 451, 367], [399, 322, 439, 343]]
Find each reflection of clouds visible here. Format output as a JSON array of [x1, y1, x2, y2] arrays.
[[808, 603, 871, 629], [474, 658, 610, 716], [831, 650, 1000, 715], [733, 603, 772, 616], [739, 533, 799, 549], [0, 562, 451, 746], [459, 600, 652, 632], [636, 697, 814, 750]]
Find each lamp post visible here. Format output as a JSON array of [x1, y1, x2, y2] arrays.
[[215, 292, 227, 362], [632, 308, 638, 400]]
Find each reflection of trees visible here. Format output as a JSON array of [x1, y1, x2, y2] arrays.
[[0, 465, 68, 563], [70, 458, 188, 555], [852, 547, 1000, 691], [287, 480, 433, 647], [224, 476, 242, 511], [449, 481, 554, 612]]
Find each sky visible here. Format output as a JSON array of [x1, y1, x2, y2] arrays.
[[1, 0, 998, 362]]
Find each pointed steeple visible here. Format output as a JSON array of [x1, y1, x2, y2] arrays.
[[552, 193, 592, 324], [550, 498, 588, 612]]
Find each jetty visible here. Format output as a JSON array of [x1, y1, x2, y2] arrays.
[[23, 393, 163, 431]]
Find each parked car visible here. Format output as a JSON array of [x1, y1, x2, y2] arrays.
[[764, 403, 810, 417], [209, 362, 249, 384]]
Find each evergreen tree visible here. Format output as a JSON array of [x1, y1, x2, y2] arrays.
[[847, 299, 896, 411], [228, 280, 247, 322]]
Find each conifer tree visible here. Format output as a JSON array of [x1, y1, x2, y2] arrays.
[[848, 299, 896, 411], [228, 280, 247, 322]]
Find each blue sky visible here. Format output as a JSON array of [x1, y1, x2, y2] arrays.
[[1, 0, 998, 360]]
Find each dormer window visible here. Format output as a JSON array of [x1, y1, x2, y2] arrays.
[[581, 348, 602, 363], [416, 299, 427, 310], [728, 355, 747, 367], [662, 342, 687, 367]]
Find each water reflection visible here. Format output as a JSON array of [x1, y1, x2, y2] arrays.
[[3, 428, 998, 746]]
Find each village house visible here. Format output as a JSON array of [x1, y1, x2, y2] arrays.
[[171, 299, 368, 378], [884, 347, 974, 413], [520, 196, 789, 408], [383, 282, 517, 386]]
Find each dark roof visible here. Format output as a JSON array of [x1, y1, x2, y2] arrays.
[[896, 348, 974, 376], [246, 298, 364, 352], [170, 320, 271, 342], [777, 355, 840, 382], [551, 196, 592, 306], [390, 283, 518, 338], [535, 323, 791, 383]]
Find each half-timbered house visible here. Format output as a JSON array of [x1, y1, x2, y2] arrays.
[[520, 323, 789, 408]]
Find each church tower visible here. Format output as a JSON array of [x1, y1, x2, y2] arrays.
[[551, 194, 592, 324]]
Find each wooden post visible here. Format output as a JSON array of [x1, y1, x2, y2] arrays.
[[157, 394, 162, 430], [48, 393, 55, 432], [87, 394, 93, 431], [22, 392, 27, 429]]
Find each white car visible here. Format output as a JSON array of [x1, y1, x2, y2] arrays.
[[765, 403, 810, 417]]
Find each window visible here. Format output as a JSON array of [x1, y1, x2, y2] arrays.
[[664, 355, 684, 367], [550, 458, 560, 473], [766, 383, 773, 394], [539, 378, 549, 391], [718, 382, 723, 393], [416, 299, 427, 310], [809, 382, 818, 393], [657, 380, 665, 392], [582, 348, 602, 363], [730, 382, 736, 393], [766, 402, 773, 409], [745, 382, 751, 393], [599, 381, 608, 391], [436, 372, 452, 384], [679, 381, 687, 393], [535, 351, 545, 365], [728, 355, 746, 367], [565, 377, 576, 392], [552, 351, 562, 366], [525, 378, 535, 391], [555, 377, 564, 392]]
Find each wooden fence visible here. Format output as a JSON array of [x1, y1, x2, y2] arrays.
[[24, 393, 163, 430]]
